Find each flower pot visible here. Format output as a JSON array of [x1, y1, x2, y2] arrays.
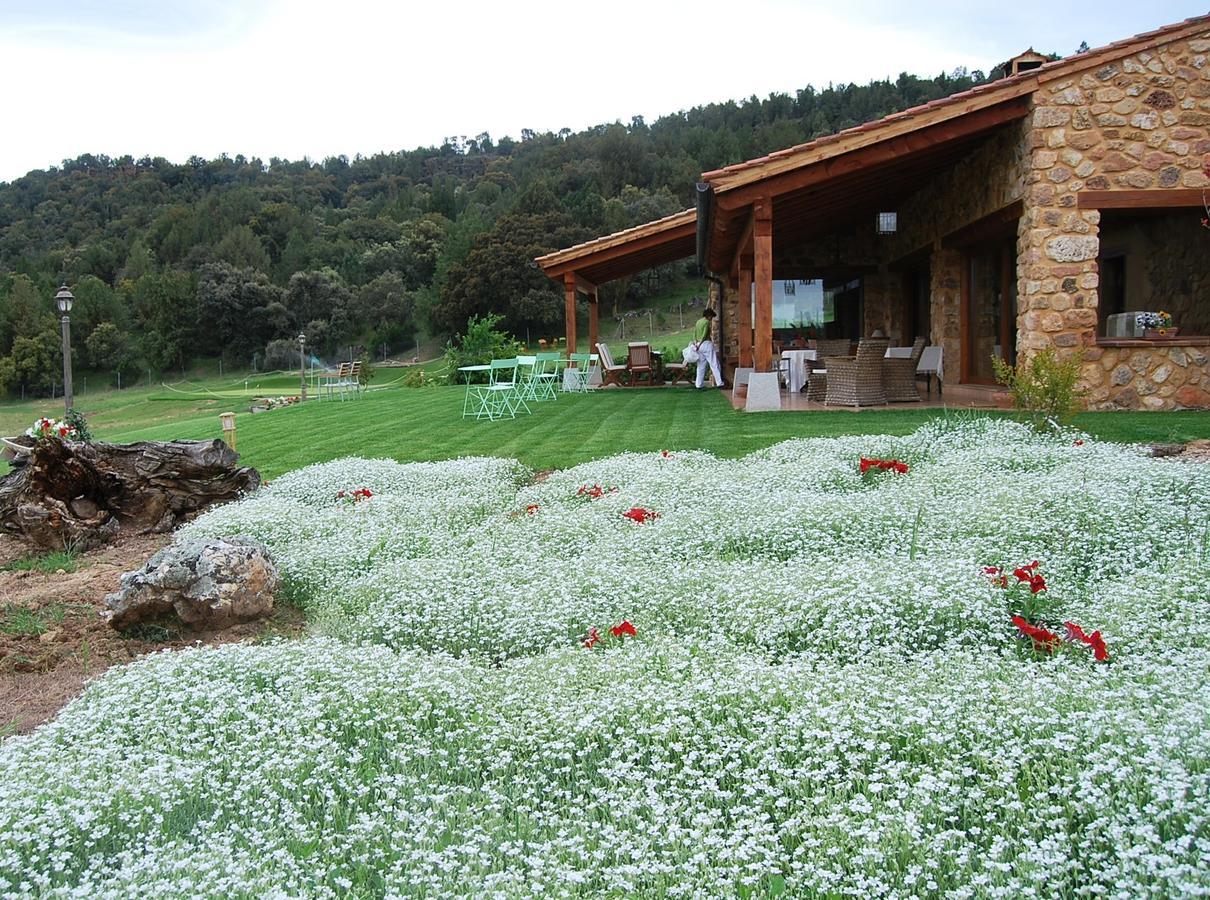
[[1143, 327, 1179, 339]]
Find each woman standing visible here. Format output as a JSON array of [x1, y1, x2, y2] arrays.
[[692, 307, 727, 389]]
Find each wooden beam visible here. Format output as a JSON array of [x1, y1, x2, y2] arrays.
[[729, 210, 755, 278], [1077, 189, 1208, 210], [588, 287, 599, 357], [563, 273, 577, 355], [941, 200, 1024, 249], [572, 273, 596, 296], [738, 265, 753, 368], [753, 200, 774, 374]]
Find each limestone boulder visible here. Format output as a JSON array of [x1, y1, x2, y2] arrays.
[[105, 536, 280, 631]]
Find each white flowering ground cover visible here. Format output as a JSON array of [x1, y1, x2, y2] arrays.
[[1, 418, 1208, 898]]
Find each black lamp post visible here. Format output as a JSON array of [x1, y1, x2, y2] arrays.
[[55, 284, 75, 416], [298, 332, 307, 402]]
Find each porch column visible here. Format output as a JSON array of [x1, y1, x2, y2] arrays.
[[738, 260, 753, 368], [753, 200, 773, 372], [588, 285, 599, 354], [563, 273, 577, 354]]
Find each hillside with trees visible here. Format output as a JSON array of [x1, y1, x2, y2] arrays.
[[0, 68, 992, 396]]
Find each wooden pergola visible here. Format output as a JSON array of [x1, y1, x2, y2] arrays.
[[535, 209, 697, 353]]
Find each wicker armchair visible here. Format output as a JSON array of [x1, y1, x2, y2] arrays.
[[812, 339, 852, 370], [824, 338, 889, 406], [883, 337, 927, 402]]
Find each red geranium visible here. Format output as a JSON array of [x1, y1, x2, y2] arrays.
[[525, 503, 540, 515], [576, 484, 618, 501], [610, 620, 637, 638], [1012, 561, 1046, 594], [1073, 439, 1085, 446], [1011, 615, 1061, 653], [622, 507, 659, 524], [660, 450, 672, 459], [860, 457, 909, 476], [582, 627, 600, 649], [1064, 621, 1110, 662], [336, 487, 373, 503]]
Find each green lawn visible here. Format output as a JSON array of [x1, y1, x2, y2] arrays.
[[87, 385, 1210, 479]]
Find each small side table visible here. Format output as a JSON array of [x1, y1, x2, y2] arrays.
[[807, 370, 827, 402]]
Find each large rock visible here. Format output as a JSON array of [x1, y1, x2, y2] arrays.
[[105, 536, 280, 631]]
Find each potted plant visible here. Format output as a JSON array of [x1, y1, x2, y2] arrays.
[[1135, 311, 1177, 339]]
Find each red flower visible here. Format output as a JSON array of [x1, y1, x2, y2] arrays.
[[860, 457, 909, 475], [1064, 621, 1110, 662], [622, 507, 659, 524], [610, 620, 637, 638], [1012, 615, 1060, 653], [525, 503, 540, 515], [1073, 439, 1084, 446], [660, 450, 672, 458], [582, 627, 600, 649]]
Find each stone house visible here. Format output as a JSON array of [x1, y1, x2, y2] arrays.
[[537, 14, 1210, 409]]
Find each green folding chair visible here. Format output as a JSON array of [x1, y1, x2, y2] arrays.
[[470, 358, 529, 420], [533, 352, 563, 401]]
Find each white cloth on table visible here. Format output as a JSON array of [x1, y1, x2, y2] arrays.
[[885, 347, 913, 358], [694, 339, 724, 388], [780, 349, 818, 393]]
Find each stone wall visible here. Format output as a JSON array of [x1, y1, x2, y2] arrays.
[[1022, 29, 1210, 408]]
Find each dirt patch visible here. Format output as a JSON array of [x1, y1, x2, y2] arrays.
[[0, 533, 305, 736]]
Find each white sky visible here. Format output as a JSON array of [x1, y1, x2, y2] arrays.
[[0, 0, 1206, 183]]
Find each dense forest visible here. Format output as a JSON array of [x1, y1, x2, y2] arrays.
[[0, 67, 995, 395]]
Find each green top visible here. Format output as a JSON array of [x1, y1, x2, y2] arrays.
[[693, 317, 711, 343]]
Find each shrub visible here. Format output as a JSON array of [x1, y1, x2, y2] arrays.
[[443, 313, 520, 381], [356, 353, 375, 388], [992, 347, 1087, 431], [63, 408, 92, 443]]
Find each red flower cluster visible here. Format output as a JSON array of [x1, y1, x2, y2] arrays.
[[860, 457, 909, 475], [1012, 615, 1061, 653], [622, 507, 660, 524], [336, 487, 373, 502], [525, 503, 540, 515], [1012, 560, 1047, 594], [1064, 621, 1110, 662], [1073, 439, 1085, 446], [660, 450, 672, 459], [583, 620, 637, 648], [985, 560, 1047, 593], [610, 620, 636, 638], [576, 484, 618, 500]]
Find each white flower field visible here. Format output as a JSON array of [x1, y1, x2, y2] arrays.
[[1, 418, 1208, 897]]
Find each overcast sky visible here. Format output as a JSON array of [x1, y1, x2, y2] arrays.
[[1, 1, 1206, 183]]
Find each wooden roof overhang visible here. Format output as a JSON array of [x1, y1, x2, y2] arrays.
[[697, 11, 1210, 274], [536, 208, 697, 288], [701, 94, 1033, 272]]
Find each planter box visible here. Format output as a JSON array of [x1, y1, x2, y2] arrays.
[[1143, 328, 1181, 340]]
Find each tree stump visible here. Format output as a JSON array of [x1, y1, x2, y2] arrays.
[[0, 439, 261, 550]]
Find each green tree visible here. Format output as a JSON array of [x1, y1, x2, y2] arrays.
[[434, 211, 585, 336], [285, 269, 351, 344], [84, 322, 134, 375], [196, 263, 285, 359], [132, 271, 196, 371], [213, 225, 271, 271]]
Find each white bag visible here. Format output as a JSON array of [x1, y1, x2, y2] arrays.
[[683, 345, 700, 364]]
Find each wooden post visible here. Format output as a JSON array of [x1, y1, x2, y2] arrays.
[[738, 261, 753, 368], [588, 286, 599, 357], [563, 274, 577, 355], [220, 412, 237, 451], [753, 201, 774, 373]]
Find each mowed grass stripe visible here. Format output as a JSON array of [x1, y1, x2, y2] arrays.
[[94, 385, 1210, 479]]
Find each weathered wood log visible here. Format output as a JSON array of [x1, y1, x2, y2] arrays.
[[0, 438, 260, 550]]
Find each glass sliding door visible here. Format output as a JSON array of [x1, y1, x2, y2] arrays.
[[964, 240, 1016, 383]]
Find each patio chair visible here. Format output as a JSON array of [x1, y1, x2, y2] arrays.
[[663, 354, 690, 385], [564, 352, 599, 392], [824, 337, 889, 407], [317, 362, 350, 400], [917, 345, 943, 396], [515, 355, 540, 403], [469, 358, 529, 420], [627, 342, 655, 386], [883, 337, 927, 402], [533, 352, 564, 400], [596, 343, 629, 387]]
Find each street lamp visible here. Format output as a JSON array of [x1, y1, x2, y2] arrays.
[[55, 284, 74, 416], [298, 332, 307, 402]]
